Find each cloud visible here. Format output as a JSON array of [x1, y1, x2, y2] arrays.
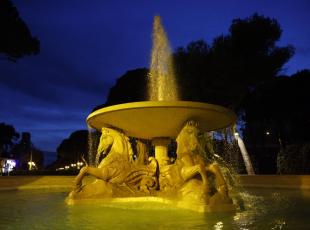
[[0, 79, 100, 151], [0, 52, 112, 104]]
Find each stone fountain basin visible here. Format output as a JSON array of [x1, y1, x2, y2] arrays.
[[1, 176, 310, 229], [87, 101, 237, 139]]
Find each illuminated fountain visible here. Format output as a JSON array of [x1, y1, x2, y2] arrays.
[[0, 16, 308, 230], [67, 16, 238, 212]]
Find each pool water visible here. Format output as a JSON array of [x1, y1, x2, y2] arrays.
[[0, 188, 309, 229]]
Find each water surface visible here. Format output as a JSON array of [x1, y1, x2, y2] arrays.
[[0, 188, 309, 229]]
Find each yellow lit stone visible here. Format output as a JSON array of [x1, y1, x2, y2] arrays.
[[87, 101, 237, 139]]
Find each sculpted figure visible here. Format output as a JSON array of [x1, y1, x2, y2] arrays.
[[68, 127, 158, 200], [175, 120, 209, 187], [159, 120, 233, 205], [134, 139, 149, 165], [75, 127, 132, 187], [158, 120, 209, 202]]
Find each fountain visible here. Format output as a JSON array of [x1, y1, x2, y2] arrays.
[[67, 16, 238, 212], [1, 15, 309, 230]]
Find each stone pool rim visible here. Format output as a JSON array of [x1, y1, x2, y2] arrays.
[[0, 175, 310, 191]]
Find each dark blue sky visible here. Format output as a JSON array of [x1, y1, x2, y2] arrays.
[[0, 0, 309, 152]]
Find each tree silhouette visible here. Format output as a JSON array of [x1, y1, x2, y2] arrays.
[[0, 0, 40, 61], [174, 13, 294, 109], [243, 69, 310, 145], [55, 130, 88, 167], [96, 68, 148, 108], [0, 122, 19, 156], [242, 69, 310, 173], [10, 132, 44, 170]]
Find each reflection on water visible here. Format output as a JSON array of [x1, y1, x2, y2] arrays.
[[0, 188, 309, 229]]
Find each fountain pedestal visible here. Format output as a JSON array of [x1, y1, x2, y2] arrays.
[[152, 138, 170, 167]]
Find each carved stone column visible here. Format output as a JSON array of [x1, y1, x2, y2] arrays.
[[152, 138, 171, 167]]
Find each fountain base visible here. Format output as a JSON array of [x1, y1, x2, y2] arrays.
[[66, 195, 237, 213]]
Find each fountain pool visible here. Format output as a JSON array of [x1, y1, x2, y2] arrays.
[[0, 186, 309, 229]]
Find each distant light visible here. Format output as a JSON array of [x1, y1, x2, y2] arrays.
[[76, 161, 83, 169], [65, 166, 70, 170], [5, 159, 16, 172], [28, 161, 36, 170], [7, 159, 16, 167], [266, 131, 270, 135]]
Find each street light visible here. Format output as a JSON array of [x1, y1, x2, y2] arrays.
[[28, 161, 36, 170], [28, 149, 36, 170]]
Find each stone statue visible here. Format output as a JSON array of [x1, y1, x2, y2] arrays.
[[68, 127, 158, 201], [157, 120, 232, 206], [67, 122, 234, 210]]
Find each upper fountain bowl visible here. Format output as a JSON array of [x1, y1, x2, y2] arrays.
[[87, 101, 237, 139]]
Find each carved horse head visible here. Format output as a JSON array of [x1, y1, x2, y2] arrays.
[[96, 127, 132, 166], [176, 120, 200, 157]]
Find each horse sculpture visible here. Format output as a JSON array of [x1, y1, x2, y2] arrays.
[[70, 127, 158, 200], [175, 120, 209, 188], [158, 121, 210, 198], [74, 127, 132, 188], [176, 121, 231, 200], [68, 123, 232, 208], [158, 120, 233, 206]]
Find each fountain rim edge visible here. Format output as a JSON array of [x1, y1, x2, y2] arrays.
[[86, 101, 237, 133]]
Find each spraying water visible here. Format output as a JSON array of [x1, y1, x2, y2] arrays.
[[148, 16, 179, 101], [87, 126, 100, 166], [234, 132, 255, 175]]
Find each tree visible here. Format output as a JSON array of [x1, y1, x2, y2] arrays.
[[0, 122, 19, 156], [242, 69, 310, 173], [174, 40, 212, 102], [0, 123, 44, 169], [10, 132, 44, 170], [55, 130, 88, 166], [174, 13, 294, 109], [96, 68, 148, 108], [0, 0, 40, 61], [243, 69, 310, 145]]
